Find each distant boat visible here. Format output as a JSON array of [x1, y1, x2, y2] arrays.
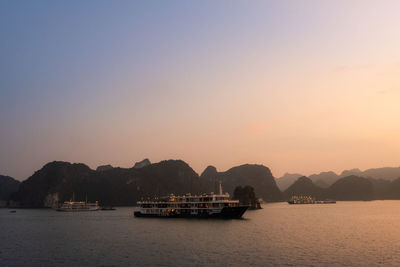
[[288, 195, 336, 204], [9, 210, 16, 213], [56, 201, 100, 212], [56, 193, 100, 212]]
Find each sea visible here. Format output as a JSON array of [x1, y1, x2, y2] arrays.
[[1, 201, 400, 266]]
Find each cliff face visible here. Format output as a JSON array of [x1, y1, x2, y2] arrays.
[[201, 164, 283, 202], [0, 175, 20, 201]]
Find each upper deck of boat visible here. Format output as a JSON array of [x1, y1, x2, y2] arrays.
[[138, 192, 239, 205]]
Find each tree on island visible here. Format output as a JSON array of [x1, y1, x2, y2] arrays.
[[233, 185, 262, 209]]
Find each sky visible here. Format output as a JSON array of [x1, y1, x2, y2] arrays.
[[1, 0, 400, 181]]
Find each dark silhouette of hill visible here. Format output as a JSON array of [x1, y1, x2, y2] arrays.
[[278, 166, 400, 191], [233, 185, 261, 209], [0, 175, 20, 201], [282, 175, 378, 201], [284, 177, 326, 200], [96, 165, 113, 171], [13, 161, 283, 207], [281, 175, 400, 201], [275, 173, 303, 191], [367, 178, 390, 199], [201, 164, 282, 202], [11, 160, 211, 208], [356, 167, 400, 181], [276, 172, 341, 191], [134, 160, 208, 196], [309, 171, 340, 186], [133, 158, 151, 169], [201, 166, 218, 180], [340, 167, 400, 181], [380, 177, 400, 199], [340, 168, 362, 177], [277, 171, 341, 190], [12, 162, 94, 207], [314, 179, 329, 188], [327, 175, 374, 201], [10, 160, 400, 208], [200, 166, 219, 193]]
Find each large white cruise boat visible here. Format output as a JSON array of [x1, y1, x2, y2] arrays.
[[134, 184, 248, 219]]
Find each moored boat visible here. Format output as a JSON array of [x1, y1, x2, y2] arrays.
[[288, 195, 336, 204], [56, 201, 100, 211], [288, 195, 316, 204], [134, 184, 248, 219], [56, 194, 100, 212]]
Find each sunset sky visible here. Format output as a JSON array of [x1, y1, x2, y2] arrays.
[[1, 1, 400, 180]]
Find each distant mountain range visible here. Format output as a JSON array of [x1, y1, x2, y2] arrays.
[[276, 166, 400, 191], [5, 160, 283, 208], [2, 161, 400, 208]]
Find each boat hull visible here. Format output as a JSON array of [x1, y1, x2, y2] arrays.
[[134, 206, 249, 219], [288, 201, 336, 204], [56, 208, 100, 212]]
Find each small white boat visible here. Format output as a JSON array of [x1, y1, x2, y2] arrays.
[[56, 201, 100, 212], [56, 193, 100, 212]]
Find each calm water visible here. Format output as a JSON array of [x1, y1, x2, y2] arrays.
[[1, 201, 400, 266]]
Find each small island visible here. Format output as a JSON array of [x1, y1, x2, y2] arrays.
[[233, 185, 262, 209]]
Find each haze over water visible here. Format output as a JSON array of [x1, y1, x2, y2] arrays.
[[2, 202, 400, 266]]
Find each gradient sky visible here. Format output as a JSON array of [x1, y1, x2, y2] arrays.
[[1, 1, 400, 180]]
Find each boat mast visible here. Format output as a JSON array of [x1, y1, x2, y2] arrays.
[[219, 182, 223, 195]]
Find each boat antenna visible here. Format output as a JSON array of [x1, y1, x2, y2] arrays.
[[219, 181, 223, 195], [85, 193, 88, 203]]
